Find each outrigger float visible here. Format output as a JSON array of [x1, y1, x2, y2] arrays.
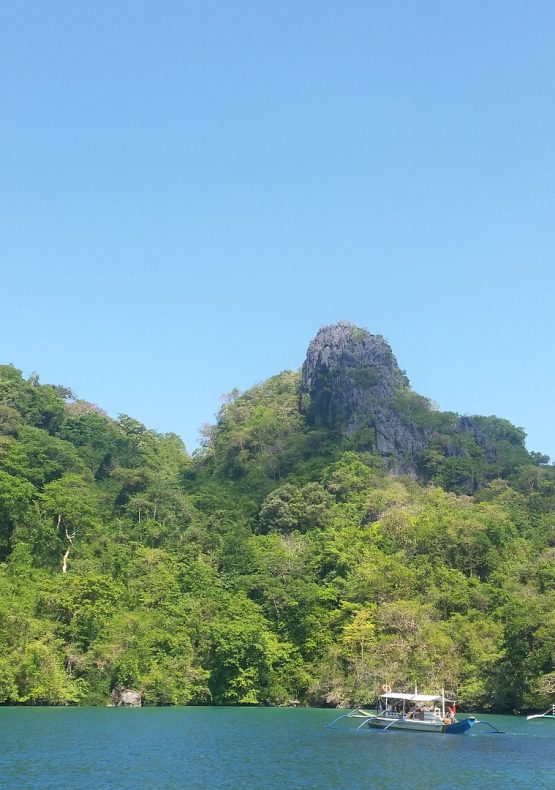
[[527, 704, 555, 721], [327, 687, 503, 735]]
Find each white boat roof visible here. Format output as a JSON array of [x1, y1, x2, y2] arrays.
[[380, 693, 444, 702]]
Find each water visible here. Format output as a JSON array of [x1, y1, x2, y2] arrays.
[[0, 707, 553, 789]]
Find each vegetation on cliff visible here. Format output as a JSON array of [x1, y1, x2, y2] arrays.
[[0, 325, 554, 712]]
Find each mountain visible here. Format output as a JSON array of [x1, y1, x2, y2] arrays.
[[204, 321, 539, 495], [301, 322, 421, 458], [299, 322, 537, 488], [0, 327, 554, 712]]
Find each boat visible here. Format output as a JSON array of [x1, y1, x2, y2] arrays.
[[365, 689, 475, 733], [527, 704, 555, 721], [327, 687, 489, 735], [364, 688, 476, 734]]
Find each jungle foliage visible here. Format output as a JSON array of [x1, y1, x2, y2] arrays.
[[0, 363, 554, 711]]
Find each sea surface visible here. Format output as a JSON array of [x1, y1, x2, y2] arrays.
[[0, 707, 553, 789]]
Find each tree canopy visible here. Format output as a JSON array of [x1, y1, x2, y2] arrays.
[[0, 363, 553, 712]]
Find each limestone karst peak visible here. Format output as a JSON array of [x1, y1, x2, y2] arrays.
[[300, 322, 423, 471]]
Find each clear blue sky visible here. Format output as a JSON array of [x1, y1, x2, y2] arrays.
[[2, 1, 554, 459]]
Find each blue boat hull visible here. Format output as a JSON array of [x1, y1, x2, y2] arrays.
[[443, 717, 476, 734]]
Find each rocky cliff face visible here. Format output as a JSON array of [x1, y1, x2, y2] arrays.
[[300, 322, 427, 471], [111, 685, 142, 707]]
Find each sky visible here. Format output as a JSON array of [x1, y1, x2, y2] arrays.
[[1, 1, 554, 459]]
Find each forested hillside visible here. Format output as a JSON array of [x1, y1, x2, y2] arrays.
[[1, 324, 554, 711]]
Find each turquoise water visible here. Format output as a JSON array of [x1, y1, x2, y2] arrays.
[[0, 707, 553, 789]]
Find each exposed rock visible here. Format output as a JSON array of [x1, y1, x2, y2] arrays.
[[300, 322, 427, 472], [111, 685, 142, 707], [299, 321, 532, 484], [455, 416, 500, 463]]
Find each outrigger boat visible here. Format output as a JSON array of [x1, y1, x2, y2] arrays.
[[327, 688, 501, 735], [527, 704, 555, 721]]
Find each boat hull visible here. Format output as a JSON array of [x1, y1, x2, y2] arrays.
[[443, 717, 476, 734], [367, 716, 476, 734]]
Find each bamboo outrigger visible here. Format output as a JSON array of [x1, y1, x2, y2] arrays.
[[527, 704, 555, 721]]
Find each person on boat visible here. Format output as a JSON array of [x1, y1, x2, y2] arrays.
[[443, 704, 456, 725]]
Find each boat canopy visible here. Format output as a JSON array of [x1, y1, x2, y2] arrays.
[[379, 693, 445, 702]]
